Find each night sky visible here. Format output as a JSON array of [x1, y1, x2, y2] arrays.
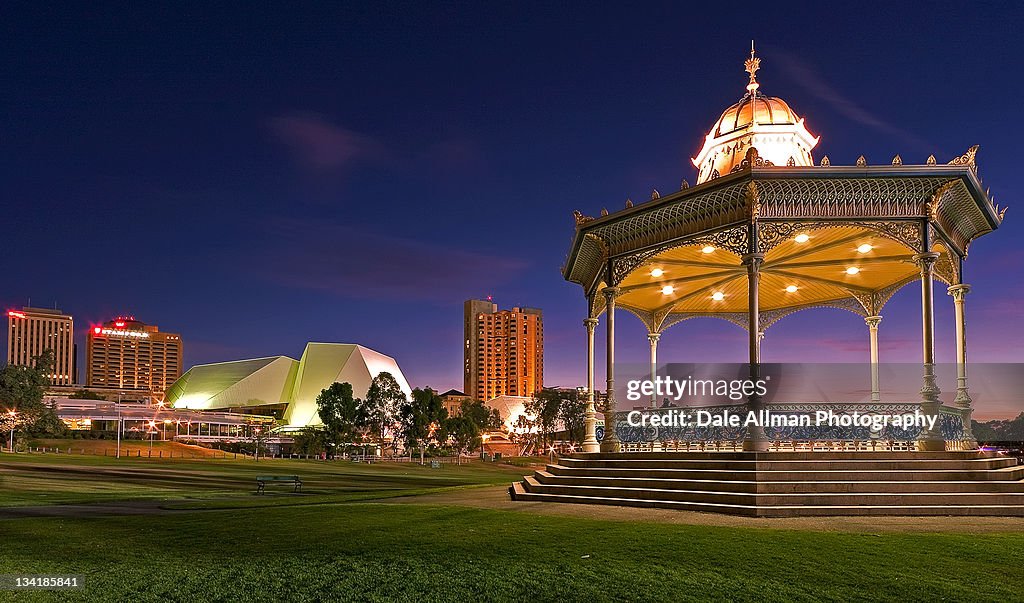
[[3, 3, 1022, 418]]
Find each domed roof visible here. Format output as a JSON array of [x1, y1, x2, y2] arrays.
[[711, 92, 800, 137], [691, 44, 819, 184]]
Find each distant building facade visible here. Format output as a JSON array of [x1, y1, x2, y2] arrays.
[[86, 317, 182, 399], [7, 307, 76, 385], [438, 388, 471, 417], [463, 299, 543, 401]]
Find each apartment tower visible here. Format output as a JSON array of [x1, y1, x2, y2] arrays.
[[6, 307, 76, 385], [464, 299, 543, 401]]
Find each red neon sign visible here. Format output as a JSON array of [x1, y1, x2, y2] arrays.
[[8, 311, 26, 319], [114, 321, 125, 327], [93, 327, 102, 334]]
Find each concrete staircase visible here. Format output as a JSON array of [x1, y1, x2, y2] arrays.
[[509, 451, 1024, 516]]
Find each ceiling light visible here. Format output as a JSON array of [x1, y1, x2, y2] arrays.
[[701, 246, 715, 254], [650, 268, 664, 277], [785, 285, 798, 293], [846, 267, 860, 275], [711, 291, 725, 301], [794, 233, 810, 243], [661, 285, 675, 295], [857, 244, 873, 253]]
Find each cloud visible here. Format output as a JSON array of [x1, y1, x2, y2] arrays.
[[769, 48, 932, 152], [243, 218, 528, 301], [269, 113, 383, 172]]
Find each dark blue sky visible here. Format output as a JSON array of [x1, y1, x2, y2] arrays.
[[3, 3, 1022, 417]]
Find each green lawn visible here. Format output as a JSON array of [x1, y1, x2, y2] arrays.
[[0, 452, 523, 508], [2, 502, 1021, 601], [1, 453, 1021, 601]]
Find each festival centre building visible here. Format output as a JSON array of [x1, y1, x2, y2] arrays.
[[164, 342, 412, 428]]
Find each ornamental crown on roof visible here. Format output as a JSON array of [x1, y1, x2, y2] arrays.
[[692, 42, 820, 183]]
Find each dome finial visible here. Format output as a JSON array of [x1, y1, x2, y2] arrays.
[[744, 40, 760, 94]]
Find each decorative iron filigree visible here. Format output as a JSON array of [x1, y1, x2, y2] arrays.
[[892, 154, 902, 166], [926, 154, 936, 165], [947, 144, 979, 173], [924, 181, 956, 221], [690, 226, 749, 257], [856, 155, 867, 167], [820, 155, 830, 167], [746, 180, 760, 219], [573, 210, 595, 226]]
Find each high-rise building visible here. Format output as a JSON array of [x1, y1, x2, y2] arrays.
[[7, 307, 76, 385], [86, 316, 182, 399], [464, 299, 543, 401]]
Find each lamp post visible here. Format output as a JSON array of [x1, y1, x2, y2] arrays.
[[8, 410, 16, 453], [148, 420, 156, 455]]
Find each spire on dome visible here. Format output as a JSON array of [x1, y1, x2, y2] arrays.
[[744, 40, 760, 93]]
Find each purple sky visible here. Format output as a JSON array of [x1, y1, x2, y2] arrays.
[[2, 4, 1022, 419]]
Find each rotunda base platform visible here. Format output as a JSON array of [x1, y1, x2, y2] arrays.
[[509, 451, 1024, 517]]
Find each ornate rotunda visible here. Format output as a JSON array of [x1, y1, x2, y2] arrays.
[[511, 48, 1019, 516], [566, 47, 1003, 454]]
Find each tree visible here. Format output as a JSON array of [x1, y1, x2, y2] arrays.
[[511, 414, 537, 455], [443, 415, 480, 464], [292, 426, 328, 456], [0, 350, 65, 437], [358, 372, 407, 455], [526, 388, 564, 449], [399, 388, 449, 464], [316, 382, 360, 456], [558, 390, 587, 447], [459, 399, 502, 431]]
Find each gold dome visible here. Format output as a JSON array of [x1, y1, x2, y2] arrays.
[[711, 93, 800, 137], [691, 46, 819, 184]]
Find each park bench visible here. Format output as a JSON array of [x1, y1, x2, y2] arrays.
[[256, 475, 302, 494]]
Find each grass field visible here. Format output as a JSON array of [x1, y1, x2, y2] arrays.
[[0, 451, 524, 508], [1, 453, 1022, 601]]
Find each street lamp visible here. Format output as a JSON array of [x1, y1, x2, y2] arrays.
[[148, 420, 157, 455], [7, 410, 16, 453]]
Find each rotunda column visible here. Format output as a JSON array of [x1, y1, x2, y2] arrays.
[[864, 316, 883, 403], [947, 284, 976, 447], [914, 251, 945, 451], [601, 287, 621, 453], [647, 332, 660, 409], [742, 252, 769, 452], [582, 317, 600, 453]]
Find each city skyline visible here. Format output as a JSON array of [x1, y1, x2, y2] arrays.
[[3, 5, 1023, 419]]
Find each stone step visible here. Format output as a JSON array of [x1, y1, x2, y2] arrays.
[[559, 457, 1018, 471], [510, 485, 1024, 517], [522, 476, 1024, 507], [533, 471, 1024, 494], [569, 451, 998, 461], [546, 464, 1024, 482]]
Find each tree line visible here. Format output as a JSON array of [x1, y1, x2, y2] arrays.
[[294, 372, 504, 461]]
